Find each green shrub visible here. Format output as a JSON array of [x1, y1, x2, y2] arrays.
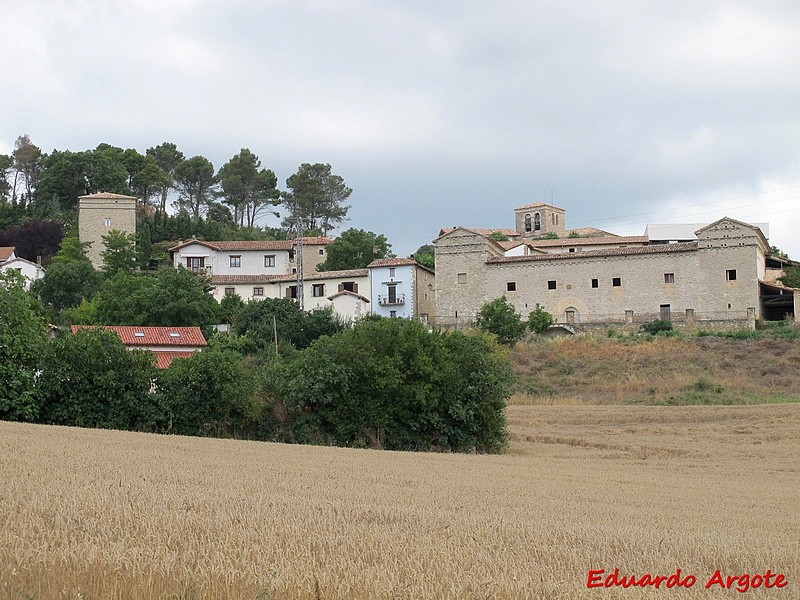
[[475, 296, 525, 346], [527, 303, 554, 334], [640, 319, 673, 335]]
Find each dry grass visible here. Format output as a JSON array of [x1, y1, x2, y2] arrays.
[[511, 336, 800, 405], [2, 404, 799, 599]]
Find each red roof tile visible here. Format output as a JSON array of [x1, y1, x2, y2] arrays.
[[70, 326, 207, 347], [0, 247, 16, 262], [154, 351, 198, 369], [487, 242, 698, 263], [211, 269, 368, 285]]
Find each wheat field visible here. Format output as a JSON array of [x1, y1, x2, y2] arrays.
[[1, 404, 798, 599]]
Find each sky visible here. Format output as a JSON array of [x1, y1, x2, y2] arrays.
[[2, 1, 799, 257]]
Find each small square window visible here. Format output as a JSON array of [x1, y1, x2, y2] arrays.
[[726, 269, 737, 281], [224, 287, 235, 296], [389, 310, 397, 318], [568, 248, 575, 253], [612, 277, 621, 287], [253, 287, 264, 296], [507, 281, 516, 292], [312, 283, 325, 297], [389, 267, 396, 277], [230, 256, 241, 268], [169, 332, 180, 338], [664, 273, 675, 284], [591, 278, 599, 288], [264, 255, 275, 267], [547, 280, 556, 290], [457, 272, 467, 284], [319, 249, 324, 255]]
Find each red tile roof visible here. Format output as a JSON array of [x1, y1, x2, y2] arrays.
[[211, 269, 368, 285], [437, 227, 520, 239], [367, 257, 418, 268], [515, 202, 566, 211], [70, 326, 207, 347], [169, 237, 333, 253], [154, 351, 198, 369], [327, 290, 371, 303], [487, 242, 698, 263], [0, 247, 16, 262], [78, 192, 137, 200], [527, 235, 648, 248]]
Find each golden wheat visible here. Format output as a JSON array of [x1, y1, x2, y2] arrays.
[[1, 404, 798, 599]]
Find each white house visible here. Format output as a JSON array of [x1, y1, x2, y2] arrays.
[[367, 258, 436, 324], [0, 257, 45, 291], [327, 289, 371, 322], [169, 237, 332, 277], [211, 268, 371, 318]]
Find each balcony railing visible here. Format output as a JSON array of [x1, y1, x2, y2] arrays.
[[378, 293, 405, 306]]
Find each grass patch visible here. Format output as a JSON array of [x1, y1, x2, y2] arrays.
[[511, 334, 800, 406]]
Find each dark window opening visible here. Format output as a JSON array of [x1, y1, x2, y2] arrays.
[[591, 278, 599, 288], [507, 281, 516, 292], [726, 269, 737, 281], [612, 277, 621, 287], [664, 273, 675, 284], [548, 280, 557, 290]]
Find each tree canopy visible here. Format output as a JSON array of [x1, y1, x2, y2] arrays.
[[266, 318, 511, 452], [475, 296, 526, 346], [218, 148, 280, 228], [317, 228, 391, 271], [281, 163, 351, 234], [0, 270, 48, 421]]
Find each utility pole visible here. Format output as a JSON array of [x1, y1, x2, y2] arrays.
[[289, 217, 310, 311]]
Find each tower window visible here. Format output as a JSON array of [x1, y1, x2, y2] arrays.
[[534, 213, 541, 231], [726, 269, 737, 281], [547, 280, 556, 290], [664, 273, 675, 284], [612, 277, 621, 287], [507, 281, 516, 292]]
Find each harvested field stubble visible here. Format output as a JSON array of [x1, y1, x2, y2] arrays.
[[1, 403, 799, 599]]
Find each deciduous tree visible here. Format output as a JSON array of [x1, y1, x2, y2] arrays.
[[11, 134, 43, 207], [38, 327, 160, 430], [101, 229, 137, 275], [317, 228, 391, 271], [39, 260, 103, 311], [475, 296, 525, 346], [0, 270, 48, 421]]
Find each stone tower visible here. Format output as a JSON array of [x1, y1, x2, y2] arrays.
[[514, 202, 566, 238], [78, 192, 137, 269]]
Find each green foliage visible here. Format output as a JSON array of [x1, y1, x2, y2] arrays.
[[567, 231, 582, 238], [158, 347, 259, 437], [527, 303, 554, 334], [218, 292, 246, 325], [778, 265, 800, 288], [488, 231, 509, 242], [475, 296, 526, 346], [0, 271, 48, 421], [317, 228, 391, 271], [769, 245, 789, 259], [173, 155, 217, 218], [413, 244, 435, 270], [233, 298, 345, 353], [281, 163, 351, 234], [541, 232, 559, 239], [38, 328, 160, 430], [53, 234, 91, 263], [266, 318, 510, 452], [146, 142, 185, 212], [101, 229, 137, 275], [218, 148, 280, 228], [136, 220, 153, 270], [93, 267, 218, 327], [640, 319, 674, 335], [39, 260, 103, 311]]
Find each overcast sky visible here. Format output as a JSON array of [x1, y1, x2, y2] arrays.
[[2, 1, 799, 256]]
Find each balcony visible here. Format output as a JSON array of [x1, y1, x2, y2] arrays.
[[378, 293, 405, 306]]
